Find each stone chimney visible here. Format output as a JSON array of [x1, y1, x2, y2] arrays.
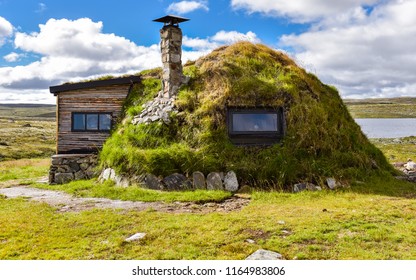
[[153, 15, 189, 99]]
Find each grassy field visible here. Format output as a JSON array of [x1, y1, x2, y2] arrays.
[[0, 104, 55, 119], [1, 166, 416, 259], [1, 101, 416, 259], [0, 104, 56, 161], [345, 97, 416, 118]]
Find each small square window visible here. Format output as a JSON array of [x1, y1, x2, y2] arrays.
[[228, 108, 285, 145], [99, 114, 112, 130], [86, 114, 99, 130], [232, 113, 278, 132], [73, 113, 86, 130]]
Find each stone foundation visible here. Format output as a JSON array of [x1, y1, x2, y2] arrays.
[[49, 154, 98, 184]]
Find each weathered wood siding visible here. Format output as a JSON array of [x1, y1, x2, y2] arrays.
[[57, 85, 130, 154]]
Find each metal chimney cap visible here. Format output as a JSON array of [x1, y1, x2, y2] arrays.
[[153, 15, 190, 26]]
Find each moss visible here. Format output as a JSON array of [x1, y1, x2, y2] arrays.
[[100, 42, 395, 188]]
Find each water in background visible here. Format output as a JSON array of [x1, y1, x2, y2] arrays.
[[355, 118, 416, 138]]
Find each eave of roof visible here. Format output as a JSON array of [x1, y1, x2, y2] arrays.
[[49, 75, 141, 95]]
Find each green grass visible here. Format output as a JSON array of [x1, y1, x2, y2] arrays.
[[370, 137, 416, 163], [1, 177, 416, 259], [0, 158, 50, 187], [0, 118, 55, 161], [345, 98, 416, 118], [0, 136, 415, 259]]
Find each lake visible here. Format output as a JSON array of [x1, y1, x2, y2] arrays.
[[355, 118, 416, 138]]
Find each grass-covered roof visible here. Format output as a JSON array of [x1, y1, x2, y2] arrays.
[[99, 42, 395, 188]]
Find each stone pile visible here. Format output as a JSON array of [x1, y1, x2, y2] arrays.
[[395, 159, 416, 182], [49, 154, 98, 184], [98, 168, 240, 192], [131, 94, 177, 125], [292, 177, 339, 193]]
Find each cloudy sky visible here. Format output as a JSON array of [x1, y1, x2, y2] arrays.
[[0, 0, 415, 104]]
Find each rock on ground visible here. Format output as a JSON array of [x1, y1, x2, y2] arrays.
[[245, 249, 283, 260]]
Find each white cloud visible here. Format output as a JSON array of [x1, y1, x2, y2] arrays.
[[167, 1, 209, 15], [231, 0, 380, 23], [0, 16, 13, 45], [0, 17, 259, 104], [3, 52, 23, 62], [0, 18, 161, 103], [183, 30, 259, 50], [279, 0, 416, 98], [36, 3, 47, 13], [182, 30, 260, 62], [211, 30, 259, 44]]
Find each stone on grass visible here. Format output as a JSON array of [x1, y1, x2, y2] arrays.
[[192, 171, 206, 189], [115, 175, 130, 188], [293, 183, 307, 193], [306, 183, 322, 191], [224, 171, 239, 192], [54, 173, 74, 184], [326, 178, 337, 190], [162, 173, 192, 190], [100, 168, 116, 182], [405, 161, 416, 171], [206, 172, 223, 190], [245, 249, 283, 260], [125, 232, 146, 242], [143, 174, 164, 190]]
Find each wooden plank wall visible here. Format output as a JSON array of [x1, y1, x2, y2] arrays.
[[57, 85, 131, 154]]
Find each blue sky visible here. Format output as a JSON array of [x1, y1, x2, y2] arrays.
[[0, 0, 415, 104]]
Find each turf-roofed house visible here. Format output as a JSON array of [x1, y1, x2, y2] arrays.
[[48, 15, 395, 190]]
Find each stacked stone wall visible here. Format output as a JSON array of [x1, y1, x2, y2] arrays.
[[49, 154, 98, 184]]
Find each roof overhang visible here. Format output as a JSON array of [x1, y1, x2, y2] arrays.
[[49, 75, 141, 96]]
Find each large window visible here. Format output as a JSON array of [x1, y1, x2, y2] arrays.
[[227, 108, 285, 145], [72, 113, 112, 132]]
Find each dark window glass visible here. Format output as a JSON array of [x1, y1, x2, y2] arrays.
[[99, 114, 112, 130], [72, 113, 112, 131], [73, 113, 85, 130], [232, 113, 278, 132], [86, 114, 99, 130]]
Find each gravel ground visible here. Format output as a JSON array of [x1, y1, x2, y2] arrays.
[[0, 186, 250, 213]]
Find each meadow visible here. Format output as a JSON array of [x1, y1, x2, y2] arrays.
[[0, 102, 416, 260]]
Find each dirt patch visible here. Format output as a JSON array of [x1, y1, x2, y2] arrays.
[[0, 186, 250, 213]]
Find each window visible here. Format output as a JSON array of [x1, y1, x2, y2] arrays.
[[227, 108, 285, 145], [72, 113, 112, 132]]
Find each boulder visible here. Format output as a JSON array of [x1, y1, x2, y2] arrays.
[[162, 173, 192, 190], [293, 183, 307, 193], [224, 171, 239, 192], [405, 161, 416, 171], [115, 175, 130, 187], [326, 178, 337, 190], [54, 173, 74, 184], [306, 183, 322, 191], [192, 171, 206, 189], [100, 168, 116, 182], [143, 174, 164, 190], [206, 172, 224, 190], [245, 249, 283, 260], [125, 233, 146, 242]]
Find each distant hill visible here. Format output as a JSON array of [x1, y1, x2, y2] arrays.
[[344, 97, 416, 118], [0, 104, 56, 120]]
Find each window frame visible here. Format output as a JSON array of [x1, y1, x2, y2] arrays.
[[71, 112, 113, 132], [227, 107, 285, 145]]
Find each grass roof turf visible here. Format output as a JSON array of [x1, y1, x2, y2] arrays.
[[99, 42, 395, 189]]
